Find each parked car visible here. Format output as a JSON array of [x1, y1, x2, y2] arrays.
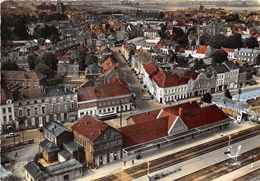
[[142, 95, 152, 100], [4, 132, 19, 138]]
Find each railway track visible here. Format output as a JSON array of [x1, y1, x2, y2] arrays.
[[92, 125, 260, 181], [234, 168, 260, 181], [175, 147, 260, 181]]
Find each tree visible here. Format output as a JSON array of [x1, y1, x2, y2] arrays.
[[41, 52, 58, 70], [193, 59, 207, 70], [172, 27, 185, 40], [13, 23, 29, 40], [35, 63, 52, 77], [245, 37, 259, 49], [27, 54, 39, 70], [224, 89, 232, 99], [256, 54, 260, 65], [1, 60, 19, 70], [209, 34, 226, 49], [199, 33, 211, 46], [223, 33, 243, 49], [202, 92, 212, 103], [212, 50, 228, 65], [226, 13, 240, 22]]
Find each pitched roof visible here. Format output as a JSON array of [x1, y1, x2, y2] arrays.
[[222, 48, 235, 53], [119, 117, 169, 148], [1, 87, 13, 104], [196, 45, 207, 54], [101, 57, 118, 73], [77, 79, 131, 101], [123, 102, 228, 147], [143, 61, 159, 77], [71, 115, 108, 142], [152, 69, 199, 88], [180, 105, 229, 129], [24, 161, 45, 180], [1, 71, 45, 81]]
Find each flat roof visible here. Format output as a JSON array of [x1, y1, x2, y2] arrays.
[[233, 89, 260, 102], [46, 159, 82, 176], [213, 97, 250, 111]]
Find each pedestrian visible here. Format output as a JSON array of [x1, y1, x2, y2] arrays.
[[132, 160, 134, 165], [15, 152, 18, 157], [124, 161, 126, 166]]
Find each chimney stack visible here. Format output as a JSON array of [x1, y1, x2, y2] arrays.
[[179, 107, 183, 116]]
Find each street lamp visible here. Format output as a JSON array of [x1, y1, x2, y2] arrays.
[[147, 161, 151, 180]]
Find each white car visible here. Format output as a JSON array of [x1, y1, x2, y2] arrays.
[[4, 132, 19, 138]]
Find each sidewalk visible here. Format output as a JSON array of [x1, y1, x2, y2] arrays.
[[75, 122, 256, 181]]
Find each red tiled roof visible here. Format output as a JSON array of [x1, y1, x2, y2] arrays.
[[101, 57, 118, 73], [1, 87, 13, 104], [129, 109, 161, 124], [152, 69, 199, 88], [222, 48, 235, 53], [180, 105, 229, 129], [123, 102, 228, 147], [143, 61, 159, 77], [1, 71, 45, 81], [119, 117, 169, 148], [77, 79, 131, 101], [196, 45, 207, 54], [71, 115, 108, 142]]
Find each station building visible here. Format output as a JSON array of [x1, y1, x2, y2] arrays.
[[119, 101, 232, 160]]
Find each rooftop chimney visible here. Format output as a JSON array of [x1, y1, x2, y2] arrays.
[[179, 107, 183, 116]]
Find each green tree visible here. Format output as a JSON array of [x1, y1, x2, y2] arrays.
[[223, 33, 243, 49], [245, 37, 259, 49], [41, 52, 58, 70], [85, 54, 98, 66], [35, 63, 52, 77], [202, 92, 212, 103], [199, 33, 211, 46], [212, 50, 228, 65], [209, 34, 226, 49]]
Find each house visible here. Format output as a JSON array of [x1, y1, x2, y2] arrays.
[[24, 161, 46, 181], [143, 29, 159, 39], [202, 22, 227, 36], [1, 71, 45, 89], [77, 76, 133, 118], [13, 86, 78, 130], [24, 159, 83, 181], [57, 53, 79, 77], [121, 101, 231, 158], [207, 61, 239, 91], [0, 86, 15, 133], [71, 115, 123, 167], [141, 61, 199, 104], [40, 121, 74, 163], [235, 48, 260, 64], [222, 48, 236, 60]]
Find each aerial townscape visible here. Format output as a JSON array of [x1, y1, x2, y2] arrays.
[[1, 0, 260, 181]]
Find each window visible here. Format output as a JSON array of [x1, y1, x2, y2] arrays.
[[34, 108, 38, 115], [8, 107, 11, 113], [3, 116, 7, 122], [27, 109, 30, 116], [2, 108, 6, 114], [42, 107, 45, 114], [19, 110, 23, 116], [9, 115, 12, 121]]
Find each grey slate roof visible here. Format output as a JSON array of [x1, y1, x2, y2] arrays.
[[44, 121, 71, 137], [210, 64, 229, 74], [58, 149, 72, 160], [63, 141, 82, 153], [39, 139, 60, 153], [223, 61, 238, 70], [46, 159, 83, 176], [24, 161, 45, 180]]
